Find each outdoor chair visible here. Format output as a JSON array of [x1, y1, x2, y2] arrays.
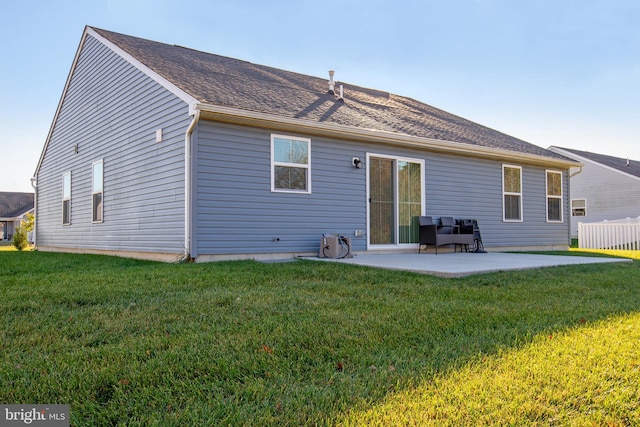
[[439, 216, 456, 234], [418, 215, 474, 254]]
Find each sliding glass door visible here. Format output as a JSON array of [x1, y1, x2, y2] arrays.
[[368, 155, 424, 247]]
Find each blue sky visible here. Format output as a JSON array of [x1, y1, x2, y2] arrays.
[[1, 0, 638, 192]]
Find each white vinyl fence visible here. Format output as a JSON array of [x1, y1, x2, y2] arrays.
[[578, 217, 640, 250]]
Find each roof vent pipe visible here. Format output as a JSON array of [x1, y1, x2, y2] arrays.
[[328, 70, 335, 95], [338, 84, 344, 101], [627, 158, 630, 166]]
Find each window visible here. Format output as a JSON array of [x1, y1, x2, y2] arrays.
[[546, 170, 563, 222], [571, 199, 587, 217], [502, 165, 522, 221], [62, 172, 71, 225], [271, 134, 311, 193], [92, 160, 103, 223]]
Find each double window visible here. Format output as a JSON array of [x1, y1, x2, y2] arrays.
[[546, 170, 563, 222], [92, 160, 104, 223], [502, 165, 522, 222], [271, 135, 311, 193], [62, 172, 71, 225]]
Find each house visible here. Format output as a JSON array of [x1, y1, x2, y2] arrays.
[[0, 192, 34, 242], [33, 26, 580, 261], [548, 146, 640, 237]]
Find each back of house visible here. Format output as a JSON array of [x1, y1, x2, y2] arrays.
[[33, 26, 579, 261]]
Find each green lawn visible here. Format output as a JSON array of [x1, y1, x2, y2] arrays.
[[0, 244, 34, 252], [1, 252, 639, 426]]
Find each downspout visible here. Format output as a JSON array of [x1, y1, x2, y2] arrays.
[[30, 177, 37, 247], [567, 165, 583, 246], [184, 108, 200, 261]]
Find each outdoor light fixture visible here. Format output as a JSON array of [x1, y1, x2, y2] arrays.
[[352, 157, 363, 169]]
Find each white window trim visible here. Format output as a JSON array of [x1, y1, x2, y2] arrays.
[[546, 170, 563, 223], [270, 134, 311, 194], [571, 198, 587, 217], [365, 153, 426, 249], [92, 159, 104, 223], [62, 172, 71, 226], [502, 164, 523, 222]]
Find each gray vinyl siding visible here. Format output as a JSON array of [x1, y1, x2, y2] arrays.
[[193, 122, 366, 256], [36, 34, 191, 254], [568, 161, 640, 236], [193, 122, 570, 256], [422, 154, 568, 248]]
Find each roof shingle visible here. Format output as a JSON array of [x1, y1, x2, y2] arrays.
[[0, 192, 34, 218], [92, 27, 567, 161], [553, 147, 640, 179]]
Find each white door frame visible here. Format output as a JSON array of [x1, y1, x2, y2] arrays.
[[366, 153, 425, 250]]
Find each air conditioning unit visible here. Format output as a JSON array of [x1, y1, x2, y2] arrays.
[[318, 234, 352, 259]]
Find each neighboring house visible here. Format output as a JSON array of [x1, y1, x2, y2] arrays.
[[0, 192, 34, 241], [548, 146, 640, 237], [33, 26, 580, 261]]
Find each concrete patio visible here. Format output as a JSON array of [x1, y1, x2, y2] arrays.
[[310, 252, 631, 278]]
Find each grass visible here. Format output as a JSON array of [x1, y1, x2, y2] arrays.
[[569, 237, 640, 260], [0, 243, 33, 252], [570, 247, 640, 260], [342, 312, 640, 426], [1, 252, 639, 426]]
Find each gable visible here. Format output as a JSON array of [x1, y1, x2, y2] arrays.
[[550, 146, 640, 180]]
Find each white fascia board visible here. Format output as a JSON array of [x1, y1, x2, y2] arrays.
[[87, 27, 199, 114], [549, 146, 640, 182], [34, 27, 90, 178], [34, 26, 200, 179], [197, 103, 582, 169]]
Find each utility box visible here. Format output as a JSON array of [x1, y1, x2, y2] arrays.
[[319, 235, 353, 259]]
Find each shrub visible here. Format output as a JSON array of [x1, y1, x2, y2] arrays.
[[12, 226, 28, 251]]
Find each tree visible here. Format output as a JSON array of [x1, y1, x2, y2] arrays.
[[12, 226, 28, 250], [12, 213, 34, 251], [22, 212, 34, 233]]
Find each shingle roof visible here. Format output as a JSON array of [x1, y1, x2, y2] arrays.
[[0, 192, 34, 218], [553, 147, 640, 179], [92, 27, 568, 161]]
